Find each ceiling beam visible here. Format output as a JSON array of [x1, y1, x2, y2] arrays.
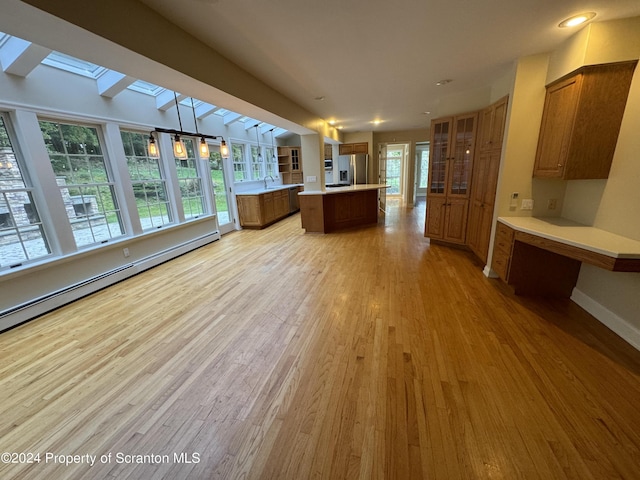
[[156, 90, 187, 111], [0, 36, 51, 77], [96, 70, 135, 98]]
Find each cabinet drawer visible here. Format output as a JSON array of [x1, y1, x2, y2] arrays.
[[492, 222, 515, 281], [491, 247, 511, 281], [495, 222, 514, 250]]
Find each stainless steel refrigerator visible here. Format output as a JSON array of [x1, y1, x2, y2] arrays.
[[337, 154, 369, 185]]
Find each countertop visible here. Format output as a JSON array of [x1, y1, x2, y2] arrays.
[[299, 183, 390, 196], [498, 216, 640, 259], [236, 184, 302, 196]]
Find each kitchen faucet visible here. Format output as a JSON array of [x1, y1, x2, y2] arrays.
[[263, 175, 275, 189]]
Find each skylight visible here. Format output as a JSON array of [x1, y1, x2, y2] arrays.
[[128, 80, 166, 97], [42, 51, 107, 79]]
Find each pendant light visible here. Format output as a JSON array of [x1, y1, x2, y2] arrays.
[[151, 92, 229, 159], [220, 140, 229, 158], [191, 97, 209, 159], [147, 132, 159, 158], [270, 128, 277, 162], [172, 92, 187, 159], [254, 124, 263, 162]]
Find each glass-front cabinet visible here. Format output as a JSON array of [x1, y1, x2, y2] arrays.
[[425, 112, 477, 244], [428, 120, 449, 195]]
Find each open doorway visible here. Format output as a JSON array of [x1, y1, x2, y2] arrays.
[[380, 143, 410, 204], [414, 142, 429, 207]]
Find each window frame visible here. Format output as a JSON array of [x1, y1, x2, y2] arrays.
[[38, 118, 126, 248], [120, 129, 174, 231], [172, 136, 207, 220], [0, 112, 52, 270], [232, 143, 248, 182]]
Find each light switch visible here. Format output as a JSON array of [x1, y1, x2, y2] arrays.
[[521, 199, 534, 210], [306, 176, 317, 182]]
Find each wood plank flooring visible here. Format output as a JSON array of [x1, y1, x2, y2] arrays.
[[2, 200, 640, 479]]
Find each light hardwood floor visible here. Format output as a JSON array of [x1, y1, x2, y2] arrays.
[[2, 200, 640, 479]]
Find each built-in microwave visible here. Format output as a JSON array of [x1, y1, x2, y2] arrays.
[[324, 159, 333, 170]]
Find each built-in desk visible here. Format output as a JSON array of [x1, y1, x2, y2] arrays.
[[492, 217, 640, 296]]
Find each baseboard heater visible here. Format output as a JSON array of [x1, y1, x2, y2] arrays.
[[0, 232, 219, 333]]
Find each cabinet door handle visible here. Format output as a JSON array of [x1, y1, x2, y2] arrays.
[[558, 163, 563, 167]]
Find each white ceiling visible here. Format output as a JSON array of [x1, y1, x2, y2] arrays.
[[135, 0, 640, 133]]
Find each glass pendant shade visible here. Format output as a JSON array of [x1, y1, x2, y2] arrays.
[[148, 134, 159, 158], [199, 137, 210, 158], [173, 134, 187, 159], [220, 140, 229, 158]]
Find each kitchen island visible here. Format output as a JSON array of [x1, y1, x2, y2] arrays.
[[298, 184, 389, 233]]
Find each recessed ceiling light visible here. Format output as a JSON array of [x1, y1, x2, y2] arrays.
[[436, 79, 452, 86], [558, 12, 596, 28], [372, 119, 382, 125]]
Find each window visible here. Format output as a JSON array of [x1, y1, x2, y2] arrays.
[[386, 148, 403, 195], [207, 148, 231, 226], [232, 144, 248, 181], [0, 114, 51, 269], [265, 147, 277, 178], [174, 137, 206, 219], [39, 120, 124, 247], [250, 145, 263, 180], [121, 130, 172, 230], [417, 144, 430, 189]]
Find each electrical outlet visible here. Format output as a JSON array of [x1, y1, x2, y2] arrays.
[[306, 175, 317, 182], [548, 198, 557, 210], [521, 199, 534, 210], [123, 248, 130, 258]]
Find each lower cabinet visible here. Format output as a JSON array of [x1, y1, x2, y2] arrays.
[[425, 197, 469, 244], [491, 222, 515, 281], [236, 189, 293, 228]]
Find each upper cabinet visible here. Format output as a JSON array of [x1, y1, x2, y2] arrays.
[[468, 96, 508, 263], [533, 60, 637, 179], [339, 142, 368, 155], [278, 146, 303, 184]]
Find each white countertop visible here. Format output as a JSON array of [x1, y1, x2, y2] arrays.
[[236, 184, 302, 196], [498, 216, 640, 259], [299, 183, 390, 195]]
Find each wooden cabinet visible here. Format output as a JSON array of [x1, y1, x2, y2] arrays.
[[533, 61, 637, 179], [277, 146, 303, 184], [236, 188, 292, 228], [468, 96, 508, 262], [300, 188, 379, 233], [491, 222, 515, 281], [324, 144, 333, 159], [339, 142, 368, 155], [425, 112, 478, 245]]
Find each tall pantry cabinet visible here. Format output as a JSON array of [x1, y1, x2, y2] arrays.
[[467, 96, 508, 262], [425, 113, 478, 244]]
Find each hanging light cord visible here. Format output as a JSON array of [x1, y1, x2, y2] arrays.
[[174, 91, 184, 130], [191, 97, 199, 134]]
